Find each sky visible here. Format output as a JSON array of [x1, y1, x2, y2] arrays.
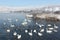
[[0, 0, 60, 7]]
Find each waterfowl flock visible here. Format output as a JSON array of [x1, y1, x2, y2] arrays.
[[0, 13, 59, 40], [2, 18, 58, 40]]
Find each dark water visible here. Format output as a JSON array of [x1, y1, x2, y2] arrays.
[[0, 13, 60, 40]]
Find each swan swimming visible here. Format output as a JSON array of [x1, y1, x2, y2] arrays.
[[7, 29, 10, 33], [38, 32, 43, 36], [10, 24, 15, 27], [25, 30, 28, 33], [17, 34, 21, 39], [13, 32, 17, 36]]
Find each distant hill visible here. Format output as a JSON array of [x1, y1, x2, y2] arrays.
[[0, 5, 60, 13]]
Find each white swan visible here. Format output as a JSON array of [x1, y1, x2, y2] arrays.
[[33, 29, 37, 33], [13, 32, 17, 36], [27, 19, 31, 22], [17, 34, 21, 39], [28, 30, 33, 36], [7, 29, 10, 33], [21, 21, 28, 26], [46, 30, 52, 34], [48, 28, 54, 30], [47, 24, 52, 26], [10, 24, 15, 27], [53, 30, 58, 32], [40, 29, 44, 32], [38, 32, 42, 36], [25, 30, 28, 33], [28, 32, 33, 36], [54, 24, 58, 29], [36, 22, 39, 25]]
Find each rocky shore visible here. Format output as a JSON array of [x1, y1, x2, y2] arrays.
[[26, 13, 60, 21]]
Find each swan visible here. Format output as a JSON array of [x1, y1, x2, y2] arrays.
[[17, 34, 21, 39], [25, 30, 28, 33], [38, 32, 42, 36], [13, 32, 17, 36], [7, 29, 10, 33]]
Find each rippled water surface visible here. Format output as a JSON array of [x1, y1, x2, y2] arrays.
[[0, 13, 60, 40]]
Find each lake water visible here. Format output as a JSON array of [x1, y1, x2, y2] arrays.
[[0, 13, 60, 40]]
